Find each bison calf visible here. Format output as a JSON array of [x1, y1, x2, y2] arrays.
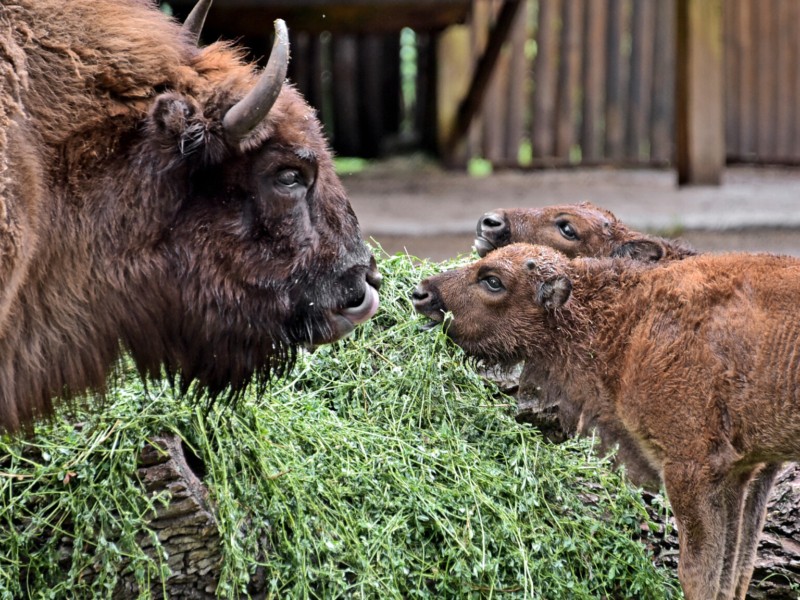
[[474, 201, 696, 261], [474, 202, 696, 437], [413, 243, 800, 600]]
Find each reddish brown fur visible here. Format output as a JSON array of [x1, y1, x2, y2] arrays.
[[413, 244, 800, 600], [0, 1, 379, 432], [474, 201, 696, 261], [475, 202, 696, 449]]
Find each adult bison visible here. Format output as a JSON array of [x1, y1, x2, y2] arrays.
[[413, 243, 800, 600], [474, 201, 696, 261], [0, 0, 380, 433]]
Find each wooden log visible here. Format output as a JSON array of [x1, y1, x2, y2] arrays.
[[675, 0, 725, 185]]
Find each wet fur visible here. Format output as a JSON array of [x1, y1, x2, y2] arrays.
[[415, 244, 800, 599], [0, 1, 375, 432]]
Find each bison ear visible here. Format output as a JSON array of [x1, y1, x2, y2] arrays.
[[536, 276, 572, 310], [147, 92, 225, 162], [611, 238, 665, 262]]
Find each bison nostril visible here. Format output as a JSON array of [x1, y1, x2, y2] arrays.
[[479, 212, 508, 236], [411, 286, 429, 303], [367, 269, 382, 291]]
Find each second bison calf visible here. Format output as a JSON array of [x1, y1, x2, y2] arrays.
[[413, 243, 800, 600]]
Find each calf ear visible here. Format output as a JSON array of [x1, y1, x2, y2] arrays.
[[536, 276, 572, 310], [611, 238, 665, 262], [147, 93, 225, 163]]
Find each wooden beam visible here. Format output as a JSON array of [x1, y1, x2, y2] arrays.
[[442, 0, 525, 164], [675, 0, 725, 185]]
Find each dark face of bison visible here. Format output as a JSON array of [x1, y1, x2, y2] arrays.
[[119, 18, 380, 395], [474, 202, 669, 262], [0, 1, 382, 431], [412, 244, 572, 368]]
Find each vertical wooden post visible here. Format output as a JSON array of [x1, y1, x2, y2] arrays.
[[436, 25, 472, 166], [675, 0, 725, 185]]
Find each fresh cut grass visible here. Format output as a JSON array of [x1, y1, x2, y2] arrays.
[[0, 248, 682, 599]]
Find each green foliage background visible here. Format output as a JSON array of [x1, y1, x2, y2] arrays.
[[0, 250, 681, 599]]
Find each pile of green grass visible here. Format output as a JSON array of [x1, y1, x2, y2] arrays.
[[0, 249, 682, 599]]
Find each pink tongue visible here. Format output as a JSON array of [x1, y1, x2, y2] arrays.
[[343, 285, 379, 325]]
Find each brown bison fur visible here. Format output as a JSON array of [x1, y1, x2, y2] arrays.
[[0, 0, 380, 433], [474, 202, 696, 437], [413, 243, 800, 599], [474, 201, 697, 261]]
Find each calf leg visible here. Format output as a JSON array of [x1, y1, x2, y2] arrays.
[[662, 461, 734, 600], [732, 462, 781, 600], [716, 468, 760, 599]]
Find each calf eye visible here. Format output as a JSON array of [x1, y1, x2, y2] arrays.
[[276, 169, 303, 189], [481, 275, 505, 292], [557, 220, 578, 240]]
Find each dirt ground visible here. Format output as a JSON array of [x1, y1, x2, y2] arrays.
[[370, 228, 800, 262], [341, 158, 800, 261]]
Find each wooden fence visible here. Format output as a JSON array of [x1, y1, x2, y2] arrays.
[[267, 1, 800, 166]]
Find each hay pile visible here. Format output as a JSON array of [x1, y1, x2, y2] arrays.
[[0, 250, 681, 599]]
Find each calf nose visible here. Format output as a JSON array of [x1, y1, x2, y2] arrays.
[[411, 282, 442, 318], [478, 211, 509, 239], [411, 283, 430, 308], [475, 211, 510, 257]]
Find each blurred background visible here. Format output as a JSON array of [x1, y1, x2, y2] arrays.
[[161, 0, 800, 259]]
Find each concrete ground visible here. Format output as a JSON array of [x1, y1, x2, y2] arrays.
[[342, 158, 800, 261]]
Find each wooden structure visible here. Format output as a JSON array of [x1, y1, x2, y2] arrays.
[[166, 0, 800, 174]]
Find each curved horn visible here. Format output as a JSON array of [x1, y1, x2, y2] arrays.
[[223, 19, 290, 144], [182, 0, 213, 44]]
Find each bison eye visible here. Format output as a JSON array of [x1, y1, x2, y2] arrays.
[[481, 275, 505, 292], [557, 220, 578, 241], [275, 169, 303, 189]]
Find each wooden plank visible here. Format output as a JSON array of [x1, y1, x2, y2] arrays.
[[436, 25, 472, 164], [504, 0, 528, 162], [415, 32, 438, 153], [722, 1, 739, 157], [736, 0, 756, 159], [626, 0, 656, 160], [442, 0, 525, 161], [755, 0, 775, 158], [358, 34, 385, 157], [793, 1, 800, 158], [604, 0, 626, 159], [580, 0, 608, 162], [477, 0, 504, 162], [775, 0, 793, 158], [554, 0, 584, 159], [650, 0, 674, 163], [531, 0, 561, 158], [675, 0, 725, 185], [331, 34, 361, 155], [169, 0, 472, 34]]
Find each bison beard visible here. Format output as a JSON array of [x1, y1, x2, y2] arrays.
[[0, 0, 379, 432]]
